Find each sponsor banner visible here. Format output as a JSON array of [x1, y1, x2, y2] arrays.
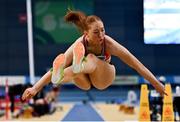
[[0, 76, 26, 86], [139, 76, 175, 84], [0, 75, 178, 86], [34, 0, 94, 44], [113, 75, 139, 85]]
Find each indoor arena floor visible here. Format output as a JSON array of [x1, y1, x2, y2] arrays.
[[0, 102, 139, 121]]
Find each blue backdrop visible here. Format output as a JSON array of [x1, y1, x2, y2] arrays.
[[0, 0, 180, 76]]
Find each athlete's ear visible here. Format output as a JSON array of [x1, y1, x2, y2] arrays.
[[84, 31, 88, 35]]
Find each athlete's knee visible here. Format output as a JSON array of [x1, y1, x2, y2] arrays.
[[82, 54, 97, 73], [86, 54, 98, 65], [86, 53, 97, 62]]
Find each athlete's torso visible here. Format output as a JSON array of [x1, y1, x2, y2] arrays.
[[82, 36, 111, 62]]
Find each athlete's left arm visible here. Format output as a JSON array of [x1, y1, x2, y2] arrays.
[[105, 35, 166, 96]]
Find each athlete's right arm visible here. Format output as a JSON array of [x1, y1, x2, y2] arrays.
[[22, 70, 52, 101], [22, 36, 83, 101]]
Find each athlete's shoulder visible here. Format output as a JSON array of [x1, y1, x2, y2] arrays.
[[105, 35, 113, 40], [75, 35, 84, 43], [104, 35, 124, 56], [104, 35, 117, 45]]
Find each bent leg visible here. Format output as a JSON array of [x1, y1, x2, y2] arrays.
[[81, 54, 98, 73], [81, 54, 116, 90], [51, 51, 91, 90]]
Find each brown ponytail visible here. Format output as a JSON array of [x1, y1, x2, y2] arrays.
[[64, 10, 102, 33], [64, 10, 87, 32]]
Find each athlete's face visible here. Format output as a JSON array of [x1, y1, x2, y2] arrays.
[[86, 20, 105, 45]]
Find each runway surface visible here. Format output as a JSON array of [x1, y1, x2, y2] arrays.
[[0, 102, 139, 121]]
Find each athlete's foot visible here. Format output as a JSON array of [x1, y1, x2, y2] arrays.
[[51, 54, 66, 85], [72, 42, 85, 73]]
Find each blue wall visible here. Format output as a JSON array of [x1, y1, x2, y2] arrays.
[[94, 0, 180, 75], [0, 0, 180, 76], [0, 0, 29, 75]]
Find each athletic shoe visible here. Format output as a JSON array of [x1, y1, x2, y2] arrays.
[[72, 42, 85, 73], [51, 54, 66, 85]]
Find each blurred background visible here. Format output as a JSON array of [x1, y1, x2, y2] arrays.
[[0, 0, 180, 121]]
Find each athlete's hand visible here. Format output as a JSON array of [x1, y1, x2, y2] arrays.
[[21, 87, 38, 101], [153, 82, 168, 96]]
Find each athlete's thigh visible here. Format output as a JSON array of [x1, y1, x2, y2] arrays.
[[89, 58, 116, 90]]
